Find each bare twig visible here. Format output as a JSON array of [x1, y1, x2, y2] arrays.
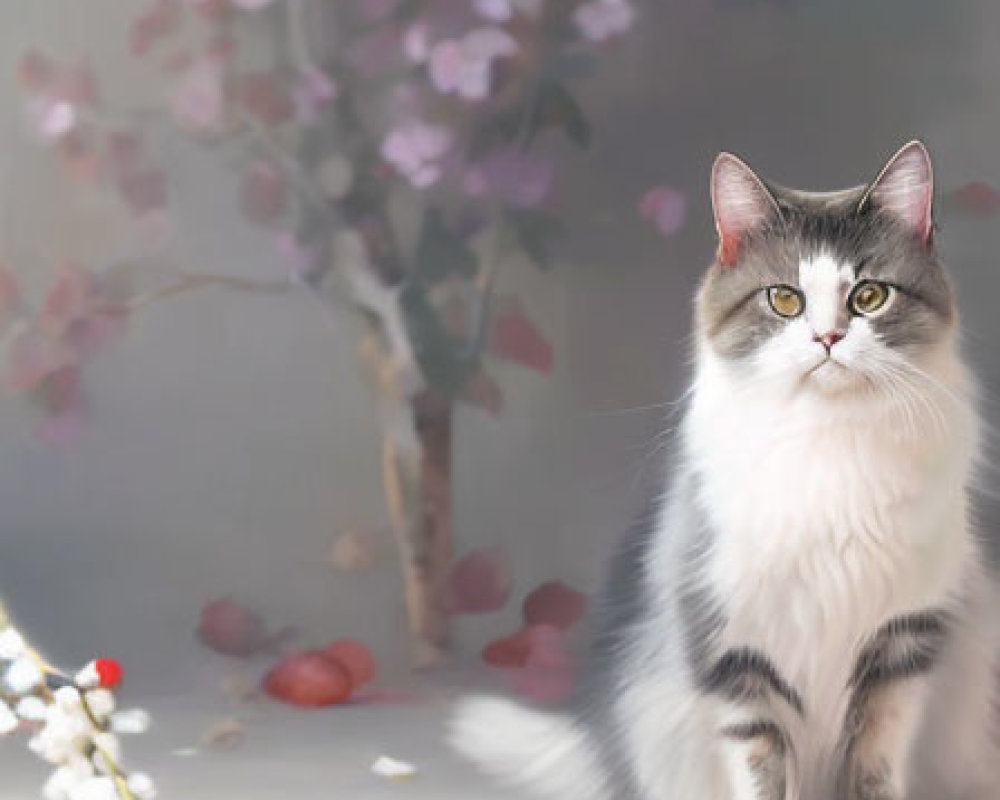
[[126, 272, 291, 311]]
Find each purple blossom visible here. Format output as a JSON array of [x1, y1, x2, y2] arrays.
[[230, 0, 278, 8], [25, 97, 76, 142], [292, 66, 337, 123], [429, 27, 518, 101], [381, 121, 453, 188], [639, 186, 687, 236], [169, 56, 225, 133], [473, 0, 544, 21], [403, 23, 430, 64], [573, 0, 635, 42], [464, 149, 554, 208], [272, 232, 315, 278]]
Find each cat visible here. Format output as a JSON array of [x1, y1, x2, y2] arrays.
[[450, 141, 1000, 800]]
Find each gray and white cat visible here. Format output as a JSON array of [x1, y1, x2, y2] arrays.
[[451, 142, 1000, 800]]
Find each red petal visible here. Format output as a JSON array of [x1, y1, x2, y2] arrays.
[[488, 299, 553, 373], [482, 628, 534, 669], [263, 651, 353, 707], [523, 581, 588, 630], [503, 626, 575, 705], [324, 639, 376, 689], [442, 547, 512, 615]]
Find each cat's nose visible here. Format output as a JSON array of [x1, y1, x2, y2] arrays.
[[813, 330, 846, 352]]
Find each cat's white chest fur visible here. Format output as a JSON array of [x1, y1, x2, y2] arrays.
[[683, 349, 975, 747]]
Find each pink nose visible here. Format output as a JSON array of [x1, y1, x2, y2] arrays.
[[814, 330, 846, 351]]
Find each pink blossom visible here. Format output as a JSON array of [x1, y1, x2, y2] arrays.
[[40, 264, 93, 339], [381, 121, 452, 188], [573, 0, 635, 42], [6, 328, 72, 391], [360, 0, 399, 22], [36, 410, 83, 448], [639, 186, 687, 236], [170, 56, 225, 133], [403, 23, 430, 64], [292, 67, 337, 123], [429, 27, 518, 100], [474, 0, 544, 21], [129, 1, 181, 57], [463, 149, 554, 207], [272, 232, 314, 278], [230, 0, 278, 9], [24, 97, 76, 142], [233, 72, 294, 126]]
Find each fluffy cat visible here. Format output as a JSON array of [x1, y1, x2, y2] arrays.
[[450, 141, 1000, 800]]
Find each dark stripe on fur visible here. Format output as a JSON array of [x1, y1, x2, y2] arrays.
[[702, 647, 805, 715], [849, 610, 952, 691], [722, 719, 785, 747]]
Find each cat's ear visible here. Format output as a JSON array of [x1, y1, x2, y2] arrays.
[[711, 153, 781, 267], [860, 140, 934, 244]]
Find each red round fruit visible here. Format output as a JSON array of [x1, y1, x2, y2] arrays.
[[94, 657, 122, 688], [263, 650, 352, 708], [324, 639, 376, 689], [523, 581, 588, 630]]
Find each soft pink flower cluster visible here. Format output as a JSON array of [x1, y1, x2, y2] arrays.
[[573, 0, 635, 42]]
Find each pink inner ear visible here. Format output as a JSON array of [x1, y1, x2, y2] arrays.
[[868, 143, 934, 243], [712, 155, 778, 267]]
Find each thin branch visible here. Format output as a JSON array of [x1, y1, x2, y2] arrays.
[[126, 272, 292, 312]]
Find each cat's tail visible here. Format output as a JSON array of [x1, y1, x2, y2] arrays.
[[448, 695, 608, 800]]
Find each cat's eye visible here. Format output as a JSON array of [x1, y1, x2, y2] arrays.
[[849, 280, 893, 316], [767, 285, 805, 319]]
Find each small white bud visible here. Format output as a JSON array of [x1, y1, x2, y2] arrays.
[[73, 662, 100, 690], [53, 686, 82, 711], [5, 656, 43, 693], [16, 695, 48, 721], [90, 731, 122, 767], [126, 772, 157, 800], [0, 699, 19, 734], [83, 689, 115, 719], [0, 627, 26, 660], [43, 765, 83, 800], [110, 708, 151, 735], [66, 775, 117, 800]]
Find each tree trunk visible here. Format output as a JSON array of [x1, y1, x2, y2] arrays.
[[382, 389, 453, 668]]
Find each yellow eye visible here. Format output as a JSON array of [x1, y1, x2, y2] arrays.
[[850, 281, 892, 316], [767, 285, 804, 319]]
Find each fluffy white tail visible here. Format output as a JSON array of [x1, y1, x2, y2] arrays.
[[448, 696, 607, 800]]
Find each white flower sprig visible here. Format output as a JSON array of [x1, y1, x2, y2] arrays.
[[0, 604, 156, 800]]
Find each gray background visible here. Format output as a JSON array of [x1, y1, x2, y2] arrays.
[[0, 0, 996, 697]]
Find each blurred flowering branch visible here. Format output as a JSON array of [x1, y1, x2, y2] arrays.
[[14, 0, 638, 666]]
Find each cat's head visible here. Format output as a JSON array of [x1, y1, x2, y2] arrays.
[[696, 141, 956, 398]]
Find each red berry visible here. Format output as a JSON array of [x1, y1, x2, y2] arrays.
[[324, 639, 376, 689], [263, 650, 353, 708], [95, 657, 123, 688]]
